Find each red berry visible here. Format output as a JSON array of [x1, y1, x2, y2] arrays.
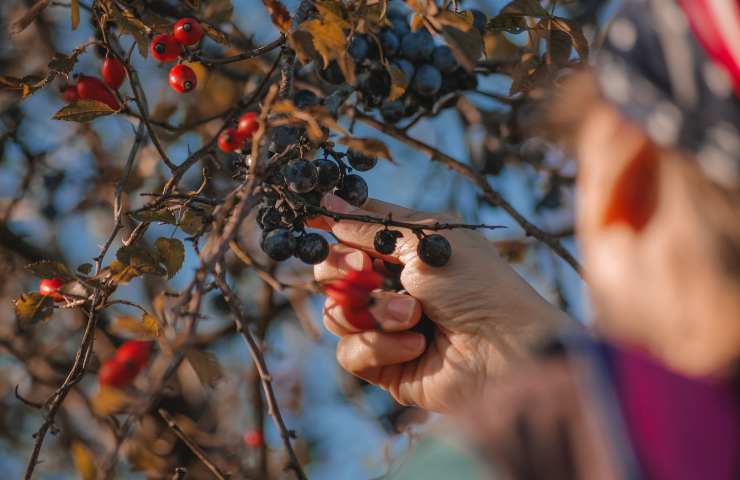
[[173, 18, 204, 46], [236, 112, 259, 138], [39, 278, 65, 302], [169, 64, 197, 93], [75, 75, 120, 110], [101, 56, 126, 90], [344, 308, 377, 330], [217, 128, 245, 152], [98, 357, 139, 387], [61, 85, 79, 103], [150, 34, 182, 62], [115, 340, 152, 370], [243, 430, 263, 448]]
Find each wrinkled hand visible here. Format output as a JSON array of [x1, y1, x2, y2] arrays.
[[314, 194, 570, 412]]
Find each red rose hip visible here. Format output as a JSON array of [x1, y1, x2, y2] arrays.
[[39, 278, 65, 302], [101, 56, 126, 90], [61, 85, 79, 103], [115, 340, 152, 370], [236, 112, 259, 138], [150, 34, 182, 62], [75, 75, 120, 110], [169, 64, 197, 93], [243, 430, 263, 448], [217, 128, 245, 152], [98, 358, 139, 387], [173, 18, 204, 46]]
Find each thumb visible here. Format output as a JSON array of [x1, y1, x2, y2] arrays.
[[321, 194, 420, 261]]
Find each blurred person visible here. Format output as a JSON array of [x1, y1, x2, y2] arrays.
[[314, 0, 740, 478]]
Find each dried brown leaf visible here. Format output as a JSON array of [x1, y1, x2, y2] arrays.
[[338, 137, 393, 161], [263, 0, 292, 33], [52, 100, 117, 122], [10, 0, 51, 35]]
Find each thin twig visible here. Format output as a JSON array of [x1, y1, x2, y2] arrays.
[[158, 409, 229, 480], [214, 271, 308, 480]]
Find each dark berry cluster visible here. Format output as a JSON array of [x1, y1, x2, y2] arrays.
[[149, 17, 205, 94], [317, 8, 482, 124], [255, 141, 378, 265]]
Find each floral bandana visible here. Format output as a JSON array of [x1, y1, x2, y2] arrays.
[[596, 0, 740, 189]]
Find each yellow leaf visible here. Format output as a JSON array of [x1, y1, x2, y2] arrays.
[[386, 63, 409, 101], [92, 386, 135, 416], [296, 18, 346, 68], [338, 137, 393, 161], [71, 441, 95, 480], [111, 313, 161, 340], [14, 293, 54, 323], [154, 237, 185, 278], [314, 0, 350, 29], [262, 0, 292, 33], [185, 348, 223, 388], [52, 100, 117, 122]]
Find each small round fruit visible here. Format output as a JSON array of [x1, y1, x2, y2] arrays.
[[101, 56, 126, 90], [243, 430, 263, 448], [393, 59, 415, 85], [318, 61, 345, 85], [261, 228, 296, 261], [336, 174, 368, 207], [357, 67, 391, 107], [348, 35, 370, 62], [294, 89, 320, 108], [116, 340, 152, 370], [379, 28, 400, 57], [381, 100, 405, 123], [313, 158, 341, 193], [295, 233, 330, 265], [173, 17, 204, 46], [218, 128, 244, 152], [76, 75, 120, 110], [417, 234, 451, 267], [98, 358, 138, 387], [150, 34, 182, 62], [374, 229, 402, 255], [169, 64, 197, 93], [284, 160, 318, 193], [39, 278, 64, 302], [432, 46, 458, 74], [389, 17, 411, 36], [413, 64, 442, 97], [61, 85, 79, 103], [400, 30, 435, 62], [237, 112, 259, 138], [347, 150, 378, 171]]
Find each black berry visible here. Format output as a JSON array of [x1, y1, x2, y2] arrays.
[[319, 61, 345, 85], [381, 100, 405, 123], [261, 228, 296, 261], [295, 233, 330, 264], [417, 234, 451, 267], [374, 229, 403, 255], [379, 29, 400, 57], [348, 35, 370, 62], [413, 65, 442, 97], [347, 149, 378, 171], [400, 30, 434, 62], [294, 89, 320, 109], [314, 158, 341, 193], [336, 174, 368, 207], [299, 191, 323, 217], [389, 16, 411, 36], [393, 59, 415, 85], [284, 160, 318, 193], [358, 67, 391, 107], [432, 46, 458, 74]]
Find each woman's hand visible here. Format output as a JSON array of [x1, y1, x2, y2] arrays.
[[314, 194, 571, 412]]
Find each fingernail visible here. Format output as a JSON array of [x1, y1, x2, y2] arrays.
[[322, 193, 354, 214], [346, 251, 366, 271], [386, 296, 417, 323]]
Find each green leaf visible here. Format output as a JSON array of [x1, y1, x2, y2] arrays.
[[25, 260, 74, 281], [14, 292, 55, 323], [185, 348, 224, 388], [179, 208, 210, 235], [108, 260, 140, 284], [52, 100, 116, 122], [116, 244, 166, 276], [154, 237, 185, 279], [129, 208, 176, 224]]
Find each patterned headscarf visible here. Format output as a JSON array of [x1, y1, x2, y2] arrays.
[[596, 0, 740, 189]]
